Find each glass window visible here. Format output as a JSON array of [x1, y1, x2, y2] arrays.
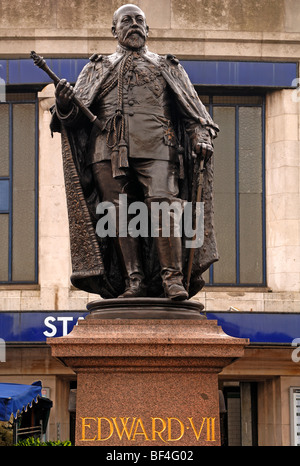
[[200, 94, 265, 286], [0, 94, 38, 284]]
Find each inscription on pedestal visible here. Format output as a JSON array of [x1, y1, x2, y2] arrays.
[[80, 416, 216, 443]]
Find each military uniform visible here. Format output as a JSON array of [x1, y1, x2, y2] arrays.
[[86, 48, 181, 225], [52, 45, 219, 299], [88, 50, 177, 164]]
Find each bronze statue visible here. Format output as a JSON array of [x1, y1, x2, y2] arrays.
[[49, 4, 219, 300]]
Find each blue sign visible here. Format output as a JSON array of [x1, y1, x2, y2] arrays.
[[2, 58, 298, 88], [0, 311, 300, 344], [182, 61, 297, 87], [0, 311, 87, 342], [207, 312, 300, 344]]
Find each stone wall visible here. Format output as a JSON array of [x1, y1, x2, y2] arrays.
[[266, 89, 300, 293], [0, 0, 300, 60]]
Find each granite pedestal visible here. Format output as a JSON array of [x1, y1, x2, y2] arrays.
[[48, 298, 248, 446]]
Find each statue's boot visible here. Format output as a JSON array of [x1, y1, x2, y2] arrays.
[[117, 237, 147, 298], [154, 235, 188, 301]]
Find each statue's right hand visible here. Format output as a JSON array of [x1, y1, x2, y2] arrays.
[[55, 79, 75, 113]]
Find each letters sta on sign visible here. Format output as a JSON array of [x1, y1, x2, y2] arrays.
[[43, 315, 84, 337]]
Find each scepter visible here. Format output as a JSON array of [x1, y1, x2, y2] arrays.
[[30, 51, 102, 130], [186, 154, 205, 293]]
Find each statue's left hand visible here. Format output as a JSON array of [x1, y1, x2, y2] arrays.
[[194, 141, 214, 162], [190, 126, 214, 162]]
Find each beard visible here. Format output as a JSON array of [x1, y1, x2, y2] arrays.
[[120, 29, 146, 50]]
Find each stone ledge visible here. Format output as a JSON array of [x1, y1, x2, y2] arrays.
[[0, 288, 299, 312], [48, 322, 247, 380]]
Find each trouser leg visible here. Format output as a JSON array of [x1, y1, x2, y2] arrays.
[[92, 161, 146, 297], [155, 237, 187, 300], [148, 199, 188, 300], [115, 236, 147, 297], [132, 159, 188, 300]]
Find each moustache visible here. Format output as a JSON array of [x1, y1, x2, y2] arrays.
[[125, 28, 146, 40]]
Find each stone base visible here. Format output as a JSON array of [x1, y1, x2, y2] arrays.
[[86, 297, 205, 319], [48, 299, 248, 446]]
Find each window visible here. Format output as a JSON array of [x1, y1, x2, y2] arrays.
[[0, 93, 38, 284], [200, 94, 266, 286]]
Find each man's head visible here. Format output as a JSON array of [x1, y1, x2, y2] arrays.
[[112, 4, 149, 50]]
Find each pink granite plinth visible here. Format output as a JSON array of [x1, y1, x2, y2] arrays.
[[48, 301, 248, 446]]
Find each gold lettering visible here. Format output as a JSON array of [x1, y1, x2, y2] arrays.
[[188, 417, 206, 441], [97, 417, 114, 441], [112, 417, 136, 440], [167, 417, 185, 441], [80, 417, 97, 441], [132, 417, 149, 441], [151, 417, 167, 443], [81, 415, 215, 443], [207, 417, 216, 442]]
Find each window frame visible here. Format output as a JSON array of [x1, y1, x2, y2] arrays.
[[0, 93, 39, 284], [203, 94, 266, 287]]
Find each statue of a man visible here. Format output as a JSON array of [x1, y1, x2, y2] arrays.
[[50, 3, 219, 300]]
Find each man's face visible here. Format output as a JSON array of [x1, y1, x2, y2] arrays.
[[112, 6, 148, 50]]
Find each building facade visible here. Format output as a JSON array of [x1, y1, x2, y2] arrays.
[[0, 0, 300, 445]]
